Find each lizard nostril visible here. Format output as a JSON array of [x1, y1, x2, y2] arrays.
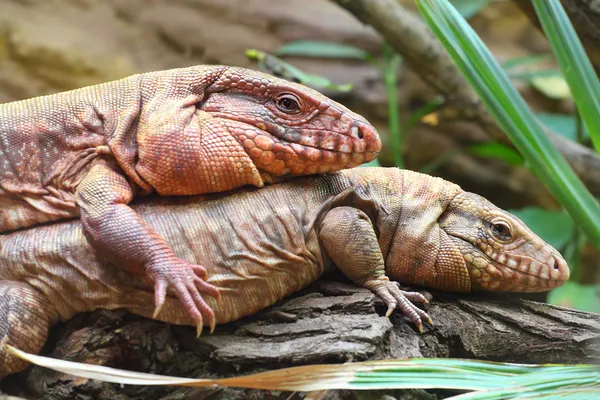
[[554, 259, 560, 270], [351, 125, 364, 140]]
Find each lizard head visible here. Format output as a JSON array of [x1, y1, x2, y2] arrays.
[[200, 66, 382, 181], [438, 191, 570, 292]]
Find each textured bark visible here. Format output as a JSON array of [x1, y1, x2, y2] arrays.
[[3, 280, 598, 400], [331, 0, 600, 197]]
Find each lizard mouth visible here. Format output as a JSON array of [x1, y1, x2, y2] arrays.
[[448, 234, 569, 292], [206, 110, 381, 157]]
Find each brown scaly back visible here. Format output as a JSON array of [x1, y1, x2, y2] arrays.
[[439, 191, 570, 292]]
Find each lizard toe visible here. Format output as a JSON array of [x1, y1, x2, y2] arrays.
[[193, 274, 220, 298], [364, 277, 433, 332], [152, 279, 168, 319]]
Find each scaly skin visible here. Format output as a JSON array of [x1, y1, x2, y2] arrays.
[[0, 167, 569, 376], [0, 65, 381, 332]]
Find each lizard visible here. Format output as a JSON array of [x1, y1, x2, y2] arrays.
[[0, 65, 381, 334], [0, 167, 570, 377]]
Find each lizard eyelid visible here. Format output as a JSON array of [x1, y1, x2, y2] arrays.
[[490, 221, 512, 241], [276, 94, 302, 114]]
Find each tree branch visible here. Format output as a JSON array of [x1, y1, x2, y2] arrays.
[[513, 0, 600, 75], [331, 0, 600, 195], [4, 281, 598, 399]]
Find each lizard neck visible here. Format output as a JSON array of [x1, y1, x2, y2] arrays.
[[383, 170, 470, 291]]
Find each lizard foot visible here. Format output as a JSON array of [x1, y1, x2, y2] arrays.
[[363, 277, 432, 333], [147, 258, 220, 336]]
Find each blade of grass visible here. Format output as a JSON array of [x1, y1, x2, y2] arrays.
[[382, 41, 404, 168], [9, 346, 600, 396], [414, 0, 600, 247], [532, 0, 600, 154]]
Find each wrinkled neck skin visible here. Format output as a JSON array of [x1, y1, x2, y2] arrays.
[[384, 173, 570, 293], [383, 171, 471, 292]]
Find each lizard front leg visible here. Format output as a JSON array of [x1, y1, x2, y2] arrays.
[[319, 206, 432, 332], [75, 159, 219, 335]]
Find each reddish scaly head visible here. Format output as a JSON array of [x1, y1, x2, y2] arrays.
[[438, 192, 570, 292], [200, 66, 381, 180]]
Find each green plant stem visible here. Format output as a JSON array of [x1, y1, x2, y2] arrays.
[[382, 42, 404, 169]]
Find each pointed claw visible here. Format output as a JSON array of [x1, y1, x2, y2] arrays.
[[385, 304, 396, 318], [196, 322, 203, 338], [152, 303, 164, 320], [153, 281, 166, 319], [417, 322, 423, 333], [427, 317, 433, 326], [209, 317, 216, 334], [423, 298, 429, 305]]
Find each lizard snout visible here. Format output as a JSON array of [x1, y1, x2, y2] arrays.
[[552, 255, 570, 283], [351, 122, 382, 161]]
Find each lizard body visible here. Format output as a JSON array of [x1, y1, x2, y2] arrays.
[[0, 65, 381, 330], [0, 167, 569, 376]]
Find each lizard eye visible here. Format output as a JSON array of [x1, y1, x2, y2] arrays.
[[276, 95, 301, 114], [491, 222, 512, 241]]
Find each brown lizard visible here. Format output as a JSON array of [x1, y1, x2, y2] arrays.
[[0, 167, 569, 376], [0, 65, 381, 334]]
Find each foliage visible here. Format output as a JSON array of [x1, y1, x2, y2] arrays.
[[531, 0, 600, 153], [415, 0, 600, 250], [9, 346, 600, 399], [415, 0, 600, 316]]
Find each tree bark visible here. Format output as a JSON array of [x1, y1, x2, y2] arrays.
[[3, 280, 598, 400]]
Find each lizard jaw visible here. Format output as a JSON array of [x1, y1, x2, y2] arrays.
[[451, 235, 570, 292]]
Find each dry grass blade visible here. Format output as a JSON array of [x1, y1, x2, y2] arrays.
[[9, 345, 600, 397]]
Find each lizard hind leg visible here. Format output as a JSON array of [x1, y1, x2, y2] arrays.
[[0, 281, 57, 376], [319, 206, 432, 332]]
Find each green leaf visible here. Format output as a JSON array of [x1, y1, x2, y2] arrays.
[[10, 345, 600, 397], [415, 0, 600, 248], [548, 281, 600, 313], [532, 0, 600, 153], [501, 54, 553, 71], [536, 112, 587, 142], [509, 207, 574, 250], [276, 40, 373, 62], [449, 0, 490, 19], [468, 142, 524, 166], [507, 69, 562, 81], [245, 49, 353, 92], [530, 75, 572, 100]]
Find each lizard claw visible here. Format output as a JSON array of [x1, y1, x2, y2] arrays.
[[146, 257, 219, 336], [364, 277, 432, 332]]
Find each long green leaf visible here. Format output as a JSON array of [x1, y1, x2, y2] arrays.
[[276, 40, 373, 62], [414, 0, 600, 247], [531, 0, 600, 153], [9, 346, 600, 398]]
